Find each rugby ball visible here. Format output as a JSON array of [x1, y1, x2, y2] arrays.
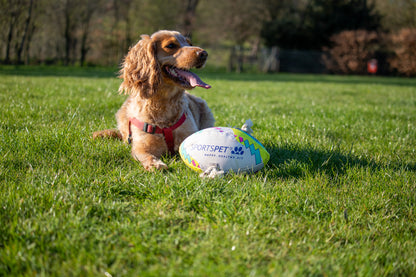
[[179, 127, 270, 174]]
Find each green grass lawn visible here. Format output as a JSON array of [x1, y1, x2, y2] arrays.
[[1, 66, 415, 276]]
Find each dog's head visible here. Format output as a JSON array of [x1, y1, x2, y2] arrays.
[[119, 30, 210, 98]]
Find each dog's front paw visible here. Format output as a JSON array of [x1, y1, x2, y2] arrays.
[[143, 158, 168, 171], [150, 160, 168, 171], [132, 150, 168, 171]]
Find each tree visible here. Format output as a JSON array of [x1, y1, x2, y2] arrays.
[[16, 0, 35, 64], [46, 0, 102, 66], [261, 0, 381, 50], [323, 30, 380, 74], [372, 0, 416, 31], [79, 0, 101, 66], [60, 0, 78, 65], [197, 0, 266, 72], [2, 0, 25, 63], [0, 0, 40, 64], [181, 0, 199, 38], [388, 28, 416, 76], [261, 0, 311, 49]]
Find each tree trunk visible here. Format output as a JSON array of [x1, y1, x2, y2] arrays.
[[236, 45, 244, 73], [64, 0, 72, 66], [80, 29, 89, 66], [125, 16, 131, 53], [183, 0, 199, 38], [17, 0, 34, 64], [5, 22, 14, 64], [5, 6, 19, 64], [25, 25, 36, 64], [228, 46, 236, 72], [80, 1, 94, 66]]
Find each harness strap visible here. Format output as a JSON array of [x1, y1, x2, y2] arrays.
[[128, 112, 187, 154]]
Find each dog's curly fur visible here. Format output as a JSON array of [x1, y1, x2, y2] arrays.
[[93, 30, 215, 171]]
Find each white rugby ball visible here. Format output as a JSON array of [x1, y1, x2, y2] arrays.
[[179, 127, 270, 174]]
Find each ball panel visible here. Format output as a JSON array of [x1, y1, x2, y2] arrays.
[[179, 144, 203, 173], [232, 128, 270, 166]]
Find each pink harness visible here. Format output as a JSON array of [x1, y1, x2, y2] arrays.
[[128, 113, 186, 154]]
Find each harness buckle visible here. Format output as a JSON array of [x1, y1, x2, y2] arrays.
[[143, 122, 156, 134]]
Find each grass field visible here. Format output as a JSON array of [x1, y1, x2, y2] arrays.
[[1, 66, 415, 276]]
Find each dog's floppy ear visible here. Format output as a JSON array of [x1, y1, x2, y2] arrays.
[[118, 34, 161, 98]]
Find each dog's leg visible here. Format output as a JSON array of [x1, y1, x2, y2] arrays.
[[130, 140, 168, 171], [92, 129, 123, 140], [131, 150, 168, 171]]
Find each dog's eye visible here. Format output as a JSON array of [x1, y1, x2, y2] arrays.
[[165, 43, 177, 49]]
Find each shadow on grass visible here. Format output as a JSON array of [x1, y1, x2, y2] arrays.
[[265, 143, 416, 179]]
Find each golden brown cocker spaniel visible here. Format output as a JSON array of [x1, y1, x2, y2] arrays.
[[93, 30, 215, 171]]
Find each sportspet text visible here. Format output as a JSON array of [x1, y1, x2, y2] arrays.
[[191, 144, 231, 153]]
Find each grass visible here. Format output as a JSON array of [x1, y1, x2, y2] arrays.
[[1, 65, 415, 276]]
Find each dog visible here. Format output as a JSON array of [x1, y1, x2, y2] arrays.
[[93, 30, 215, 171]]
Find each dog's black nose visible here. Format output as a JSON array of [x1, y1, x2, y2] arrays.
[[198, 50, 208, 60]]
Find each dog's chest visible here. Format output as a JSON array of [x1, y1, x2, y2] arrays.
[[173, 115, 199, 146]]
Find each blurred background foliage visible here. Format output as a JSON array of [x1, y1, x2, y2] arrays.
[[1, 0, 415, 75]]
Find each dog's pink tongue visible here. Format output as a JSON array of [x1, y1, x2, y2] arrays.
[[178, 69, 211, 89]]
